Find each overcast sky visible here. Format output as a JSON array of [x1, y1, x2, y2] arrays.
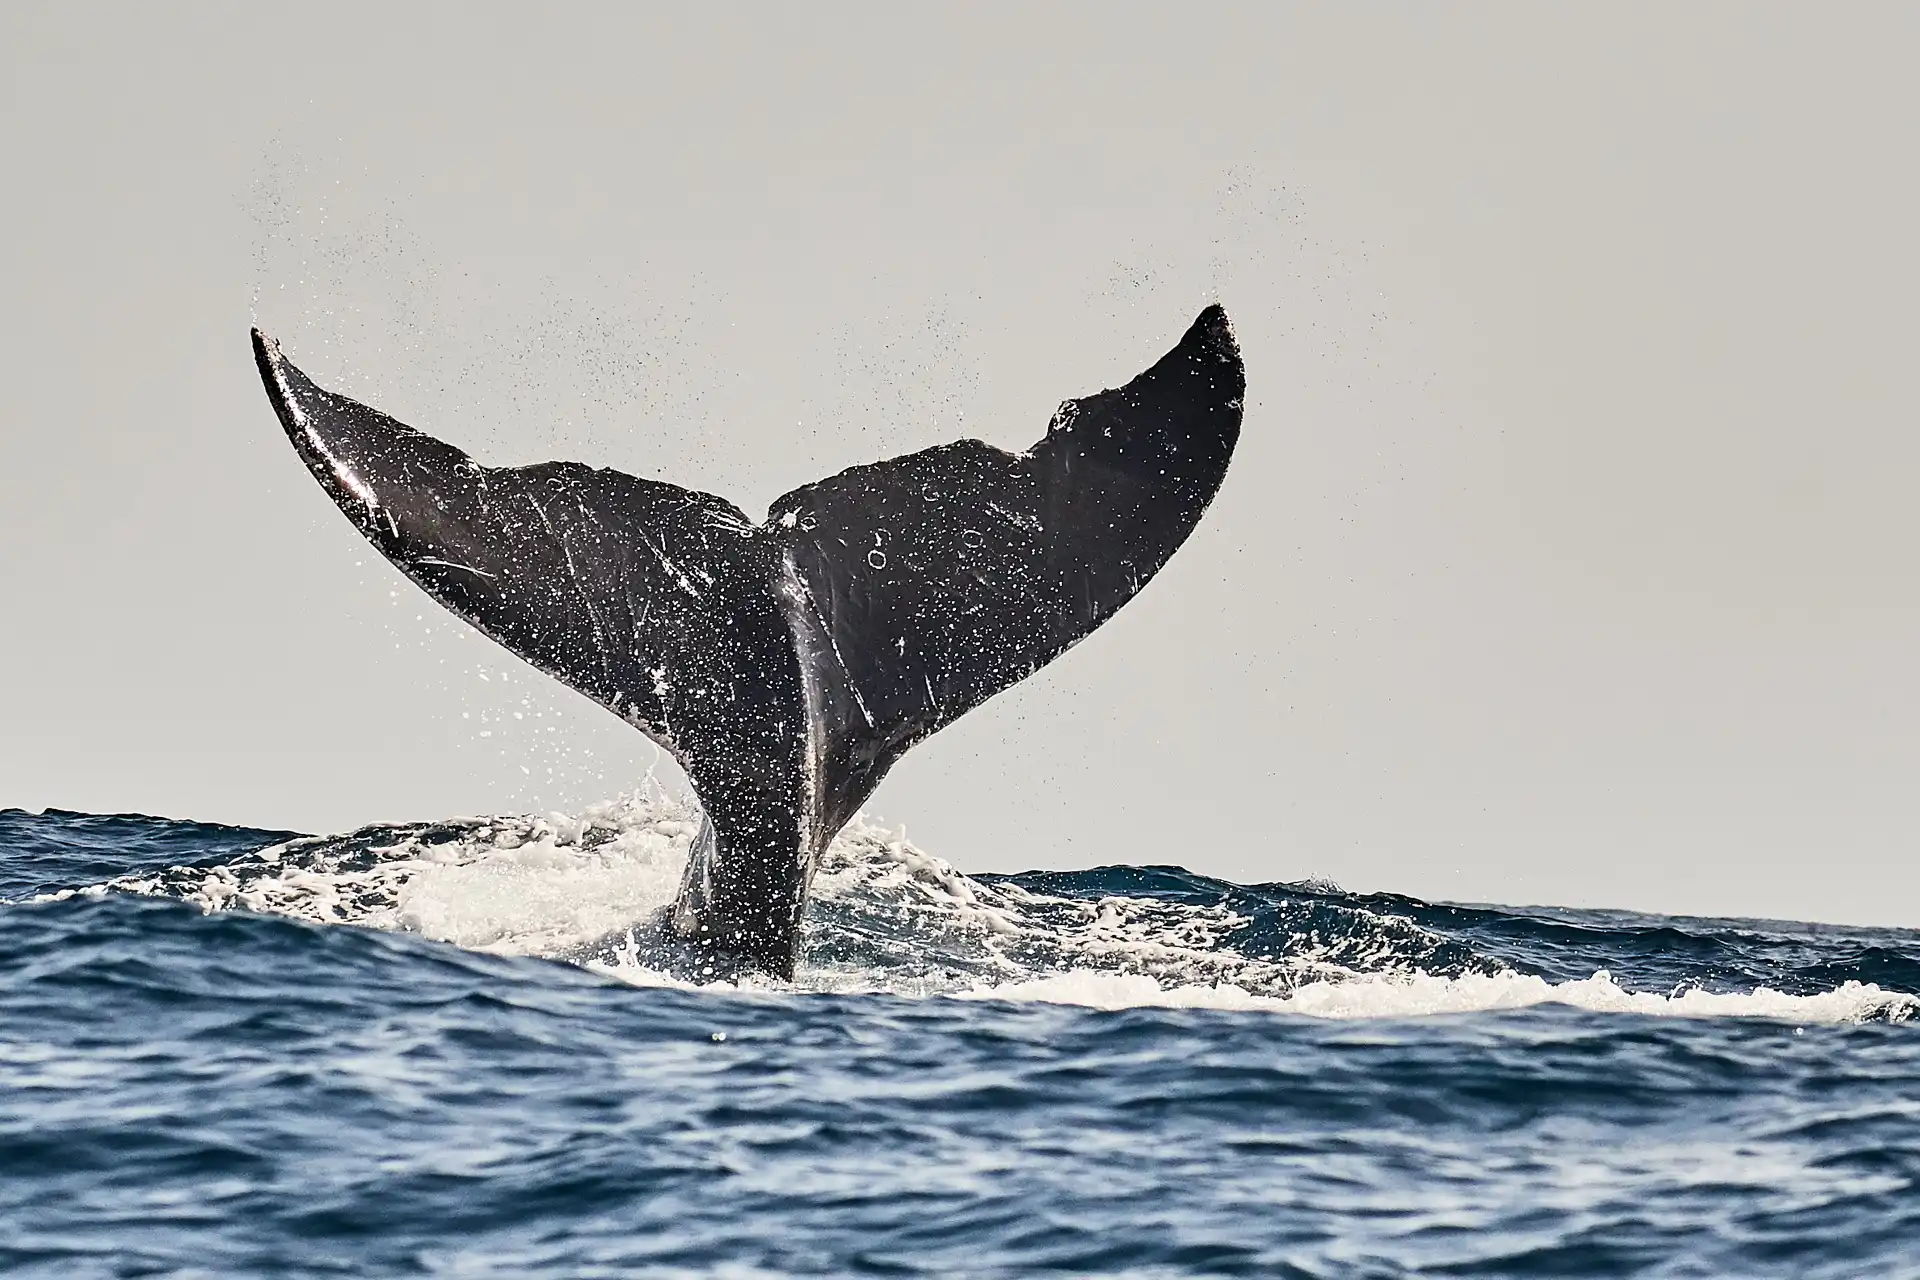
[[3, 3, 1916, 926]]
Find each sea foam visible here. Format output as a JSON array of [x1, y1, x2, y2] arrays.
[[61, 791, 1920, 1025]]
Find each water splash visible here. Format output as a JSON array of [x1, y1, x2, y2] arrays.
[[38, 793, 1919, 1024]]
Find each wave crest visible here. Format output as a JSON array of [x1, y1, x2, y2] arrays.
[[42, 792, 1920, 1024]]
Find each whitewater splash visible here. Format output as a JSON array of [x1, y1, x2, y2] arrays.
[[42, 792, 1918, 1025]]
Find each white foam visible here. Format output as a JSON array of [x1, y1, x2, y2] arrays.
[[72, 791, 1920, 1026], [389, 810, 692, 954], [952, 968, 1918, 1024], [89, 794, 699, 956]]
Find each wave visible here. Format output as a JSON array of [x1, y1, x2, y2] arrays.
[[10, 797, 1918, 1024]]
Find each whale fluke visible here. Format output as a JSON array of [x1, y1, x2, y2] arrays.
[[254, 306, 1243, 975]]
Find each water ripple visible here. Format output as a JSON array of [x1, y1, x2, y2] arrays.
[[2, 803, 1917, 1277]]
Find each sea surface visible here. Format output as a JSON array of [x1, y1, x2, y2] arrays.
[[2, 799, 1917, 1278]]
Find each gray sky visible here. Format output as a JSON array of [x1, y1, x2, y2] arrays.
[[3, 3, 1916, 926]]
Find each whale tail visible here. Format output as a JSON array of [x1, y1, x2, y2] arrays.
[[254, 306, 1243, 975]]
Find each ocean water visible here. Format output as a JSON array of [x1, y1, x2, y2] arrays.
[[2, 800, 1917, 1278]]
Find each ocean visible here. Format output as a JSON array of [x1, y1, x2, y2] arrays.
[[2, 800, 1916, 1278]]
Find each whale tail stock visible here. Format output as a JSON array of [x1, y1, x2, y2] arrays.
[[253, 306, 1244, 976]]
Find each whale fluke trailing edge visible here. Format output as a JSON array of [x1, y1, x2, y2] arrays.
[[253, 306, 1244, 976]]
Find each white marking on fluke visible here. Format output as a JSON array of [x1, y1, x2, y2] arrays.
[[415, 557, 498, 579], [263, 338, 380, 515]]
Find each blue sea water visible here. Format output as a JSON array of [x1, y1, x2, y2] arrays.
[[2, 801, 1917, 1278]]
